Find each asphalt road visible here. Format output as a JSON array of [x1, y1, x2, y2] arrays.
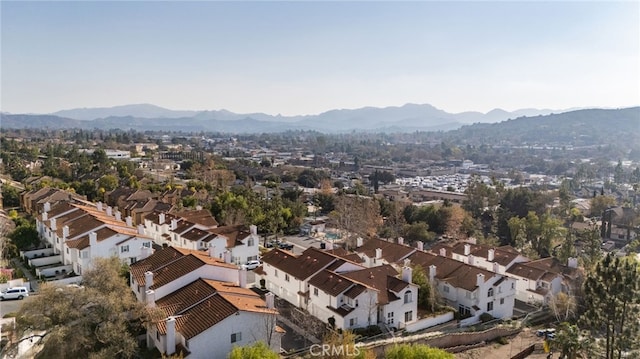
[[0, 296, 32, 318]]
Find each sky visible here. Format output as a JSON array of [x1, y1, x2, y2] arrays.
[[1, 1, 639, 116]]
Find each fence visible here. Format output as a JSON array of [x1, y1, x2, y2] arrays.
[[510, 344, 535, 359]]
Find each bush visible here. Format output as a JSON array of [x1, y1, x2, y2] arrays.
[[353, 325, 383, 338], [496, 336, 509, 345], [480, 312, 494, 323]]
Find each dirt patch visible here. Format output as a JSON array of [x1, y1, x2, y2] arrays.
[[455, 328, 554, 359]]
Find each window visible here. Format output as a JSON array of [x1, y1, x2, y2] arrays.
[[143, 242, 151, 248], [488, 288, 494, 297], [404, 290, 412, 304], [487, 301, 494, 312], [404, 311, 413, 322], [511, 282, 515, 289], [443, 285, 450, 293], [500, 298, 505, 305], [349, 318, 358, 327], [274, 269, 278, 277], [66, 248, 69, 254], [156, 330, 160, 340], [314, 288, 319, 296], [80, 251, 88, 259], [248, 238, 255, 246], [285, 274, 290, 282], [120, 245, 129, 253], [458, 305, 471, 317], [355, 299, 359, 307], [387, 312, 394, 324], [230, 332, 242, 343]]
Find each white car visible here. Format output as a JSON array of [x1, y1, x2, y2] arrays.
[[0, 286, 29, 300], [241, 260, 261, 270]]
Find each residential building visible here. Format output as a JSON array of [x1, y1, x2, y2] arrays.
[[130, 247, 282, 358]]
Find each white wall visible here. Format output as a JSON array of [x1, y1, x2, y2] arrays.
[[405, 311, 454, 333]]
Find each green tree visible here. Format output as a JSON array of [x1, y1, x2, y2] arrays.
[[581, 253, 640, 359], [8, 221, 39, 251], [2, 185, 21, 208], [412, 265, 437, 312], [7, 257, 152, 359], [590, 195, 616, 217], [227, 341, 279, 359], [98, 174, 119, 192], [385, 343, 454, 359], [552, 322, 594, 359]]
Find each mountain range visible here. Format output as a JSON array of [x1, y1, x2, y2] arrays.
[[1, 103, 563, 133]]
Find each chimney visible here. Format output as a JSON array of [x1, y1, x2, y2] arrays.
[[265, 292, 275, 309], [568, 257, 578, 268], [89, 232, 97, 247], [115, 211, 122, 221], [146, 289, 155, 307], [159, 213, 166, 225], [468, 254, 475, 266], [97, 202, 103, 212], [439, 247, 447, 257], [165, 317, 176, 355], [464, 243, 471, 256], [224, 250, 232, 264], [397, 237, 404, 245], [404, 258, 411, 267], [239, 267, 247, 288], [476, 273, 485, 288], [416, 241, 424, 251], [62, 225, 69, 239], [429, 264, 436, 282], [137, 224, 145, 235], [171, 218, 178, 230], [106, 206, 113, 217], [208, 246, 217, 258], [356, 237, 363, 248], [488, 248, 495, 262], [144, 271, 154, 291], [250, 224, 257, 236], [50, 218, 57, 231], [44, 201, 51, 212], [402, 266, 412, 284], [375, 248, 382, 259], [493, 261, 500, 274], [140, 246, 151, 260], [42, 211, 48, 222], [326, 241, 334, 250], [126, 216, 133, 227]]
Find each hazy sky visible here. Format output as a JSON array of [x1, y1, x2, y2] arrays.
[[1, 1, 639, 115]]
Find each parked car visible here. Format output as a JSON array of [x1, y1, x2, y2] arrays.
[[241, 260, 261, 270], [0, 286, 29, 301], [278, 242, 294, 250], [536, 328, 556, 339], [264, 240, 279, 248]]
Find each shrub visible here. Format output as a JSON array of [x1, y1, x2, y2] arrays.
[[496, 336, 509, 345], [480, 312, 494, 323]]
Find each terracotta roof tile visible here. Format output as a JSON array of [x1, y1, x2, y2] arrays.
[[357, 237, 415, 263], [309, 270, 355, 297]]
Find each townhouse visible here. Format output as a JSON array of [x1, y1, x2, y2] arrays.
[[256, 247, 418, 330], [130, 247, 281, 358], [430, 240, 581, 305], [142, 210, 259, 265], [36, 201, 154, 275], [407, 250, 516, 322]]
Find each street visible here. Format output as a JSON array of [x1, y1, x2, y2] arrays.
[[0, 296, 31, 318]]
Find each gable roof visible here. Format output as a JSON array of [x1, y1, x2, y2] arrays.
[[130, 247, 237, 289], [357, 237, 416, 263], [155, 278, 276, 339], [407, 250, 495, 292], [340, 264, 408, 304], [261, 247, 339, 280]]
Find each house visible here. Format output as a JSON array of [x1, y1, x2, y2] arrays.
[[407, 250, 517, 322], [130, 247, 282, 358], [142, 210, 260, 266], [21, 187, 86, 215], [256, 247, 417, 330], [506, 257, 581, 304], [36, 201, 154, 275], [430, 242, 528, 274]]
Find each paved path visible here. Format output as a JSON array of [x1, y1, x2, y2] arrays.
[[10, 258, 38, 292]]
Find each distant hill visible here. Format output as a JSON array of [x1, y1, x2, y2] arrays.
[[44, 103, 557, 129], [2, 105, 637, 141], [446, 107, 640, 147]]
